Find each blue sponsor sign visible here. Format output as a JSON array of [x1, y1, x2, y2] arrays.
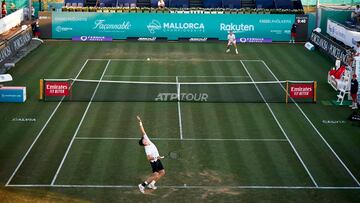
[[52, 13, 295, 41], [72, 36, 113, 42], [237, 38, 272, 43], [0, 86, 26, 103]]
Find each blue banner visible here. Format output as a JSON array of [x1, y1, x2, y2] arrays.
[[0, 87, 26, 103], [52, 13, 295, 41]]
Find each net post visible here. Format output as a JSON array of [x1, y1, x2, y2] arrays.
[[313, 81, 317, 103], [39, 79, 43, 100], [286, 80, 289, 104]]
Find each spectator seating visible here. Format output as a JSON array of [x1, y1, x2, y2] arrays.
[[65, 0, 85, 7], [150, 0, 170, 8], [274, 0, 293, 9], [256, 0, 274, 9], [74, 0, 303, 9], [169, 0, 189, 8], [203, 0, 222, 8], [292, 0, 303, 9], [222, 0, 241, 9]]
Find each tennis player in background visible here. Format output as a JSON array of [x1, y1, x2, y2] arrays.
[[290, 23, 297, 43], [137, 116, 165, 193], [226, 31, 238, 54]]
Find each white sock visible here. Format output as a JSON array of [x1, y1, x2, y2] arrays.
[[151, 180, 156, 185]]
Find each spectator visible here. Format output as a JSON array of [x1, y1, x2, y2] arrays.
[[1, 0, 7, 18], [31, 5, 35, 19], [9, 2, 15, 13], [158, 0, 165, 8], [353, 41, 360, 57], [23, 6, 29, 20], [352, 5, 360, 25], [350, 74, 358, 109]]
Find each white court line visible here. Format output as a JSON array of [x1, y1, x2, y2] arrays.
[[74, 137, 288, 142], [5, 184, 360, 190], [103, 75, 250, 78], [240, 60, 318, 188], [260, 60, 360, 187], [5, 59, 90, 186], [176, 76, 184, 140], [88, 58, 262, 62], [50, 60, 112, 185]]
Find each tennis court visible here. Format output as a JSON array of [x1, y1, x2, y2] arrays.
[[1, 42, 359, 202]]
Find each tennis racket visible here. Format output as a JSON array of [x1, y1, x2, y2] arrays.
[[163, 151, 180, 160]]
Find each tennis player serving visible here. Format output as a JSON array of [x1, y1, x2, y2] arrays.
[[137, 116, 165, 193], [226, 31, 238, 54]]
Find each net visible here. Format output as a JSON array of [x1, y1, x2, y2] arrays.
[[40, 79, 317, 103]]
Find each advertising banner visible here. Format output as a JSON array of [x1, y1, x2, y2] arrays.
[[309, 31, 351, 64], [327, 19, 360, 48], [45, 81, 70, 97], [0, 86, 26, 103], [72, 36, 113, 42], [289, 84, 314, 99], [0, 29, 32, 72], [52, 13, 297, 41]]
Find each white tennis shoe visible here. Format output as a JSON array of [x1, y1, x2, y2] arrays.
[[148, 183, 157, 190], [226, 49, 230, 53], [138, 184, 145, 193]]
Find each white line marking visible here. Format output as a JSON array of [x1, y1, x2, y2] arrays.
[[176, 76, 183, 140], [5, 59, 90, 186], [260, 60, 360, 186], [240, 60, 318, 187], [5, 184, 360, 190], [103, 75, 250, 78], [88, 58, 263, 62], [50, 60, 112, 185], [74, 137, 288, 142]]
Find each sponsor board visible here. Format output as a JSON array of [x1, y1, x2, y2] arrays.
[[45, 82, 70, 97], [138, 37, 157, 41], [289, 84, 313, 99], [309, 31, 352, 64], [72, 36, 113, 42], [52, 13, 297, 41], [237, 38, 272, 43], [0, 86, 26, 103], [189, 38, 208, 42], [1, 29, 32, 73], [327, 19, 360, 48]]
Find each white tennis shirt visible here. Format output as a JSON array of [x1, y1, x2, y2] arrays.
[[228, 33, 236, 42], [143, 134, 160, 162]]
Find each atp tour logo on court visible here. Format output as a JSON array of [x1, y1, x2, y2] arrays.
[[155, 93, 208, 102], [289, 84, 313, 99], [45, 82, 70, 97], [147, 20, 205, 34]]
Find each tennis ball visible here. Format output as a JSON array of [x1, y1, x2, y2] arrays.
[[147, 58, 150, 61]]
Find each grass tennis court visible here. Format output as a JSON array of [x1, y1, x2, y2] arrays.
[[1, 41, 360, 202]]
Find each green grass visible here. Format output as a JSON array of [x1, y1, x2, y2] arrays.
[[0, 41, 359, 202]]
